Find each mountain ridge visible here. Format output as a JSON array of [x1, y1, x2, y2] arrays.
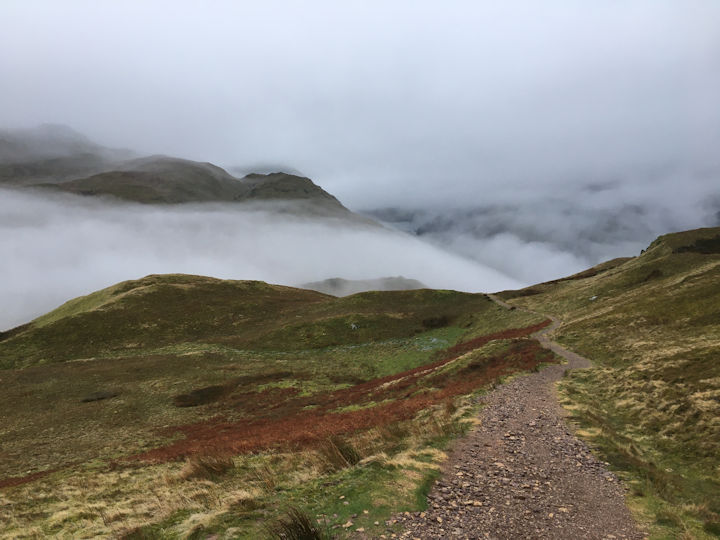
[[0, 125, 367, 221]]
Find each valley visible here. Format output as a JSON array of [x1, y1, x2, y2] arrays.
[[3, 4, 718, 538]]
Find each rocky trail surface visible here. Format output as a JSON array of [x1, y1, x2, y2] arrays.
[[388, 297, 645, 539]]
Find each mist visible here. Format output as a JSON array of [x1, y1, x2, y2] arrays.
[[1, 1, 718, 206], [1, 1, 718, 322], [0, 189, 521, 330], [367, 167, 720, 283]]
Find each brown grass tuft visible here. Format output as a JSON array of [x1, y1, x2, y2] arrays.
[[179, 454, 234, 481], [317, 437, 362, 472], [265, 506, 331, 540]]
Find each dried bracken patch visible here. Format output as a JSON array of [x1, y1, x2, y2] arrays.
[[130, 323, 553, 463], [0, 467, 59, 489]]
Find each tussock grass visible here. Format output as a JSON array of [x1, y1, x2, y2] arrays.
[[179, 454, 235, 481], [317, 438, 362, 472], [266, 507, 332, 540]]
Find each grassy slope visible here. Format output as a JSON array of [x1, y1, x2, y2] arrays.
[[498, 226, 720, 538], [0, 275, 506, 368], [37, 159, 353, 215], [0, 153, 117, 185], [0, 274, 547, 538]]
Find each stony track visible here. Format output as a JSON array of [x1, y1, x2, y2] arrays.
[[388, 298, 645, 539]]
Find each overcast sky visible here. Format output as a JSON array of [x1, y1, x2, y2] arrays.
[[2, 1, 719, 208], [1, 1, 719, 322]]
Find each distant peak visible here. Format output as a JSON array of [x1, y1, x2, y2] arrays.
[[36, 123, 83, 135], [227, 163, 304, 178], [243, 171, 304, 180]]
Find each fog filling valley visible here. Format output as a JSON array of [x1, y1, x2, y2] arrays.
[[365, 169, 720, 284], [0, 188, 522, 330]]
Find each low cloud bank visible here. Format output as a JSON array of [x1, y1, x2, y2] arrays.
[[0, 189, 522, 330], [366, 169, 720, 284]]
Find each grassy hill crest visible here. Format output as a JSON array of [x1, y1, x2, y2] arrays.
[[0, 274, 495, 369]]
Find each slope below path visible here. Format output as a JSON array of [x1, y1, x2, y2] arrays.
[[391, 296, 645, 539]]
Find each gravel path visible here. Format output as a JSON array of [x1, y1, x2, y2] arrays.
[[389, 298, 645, 539]]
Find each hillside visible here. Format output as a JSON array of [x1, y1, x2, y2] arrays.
[[0, 124, 112, 163], [3, 228, 718, 538], [37, 156, 249, 203], [0, 274, 490, 369], [497, 226, 720, 537], [34, 157, 355, 214], [0, 274, 550, 538], [0, 126, 365, 221]]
